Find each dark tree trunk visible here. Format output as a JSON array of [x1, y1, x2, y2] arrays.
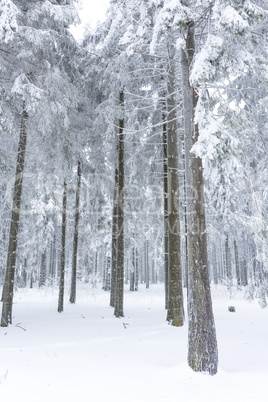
[[241, 259, 248, 286], [70, 160, 82, 304], [166, 41, 184, 327], [181, 21, 218, 375], [22, 259, 27, 288], [110, 147, 119, 307], [145, 240, 150, 289], [39, 252, 47, 288], [135, 248, 139, 291], [212, 244, 219, 285], [114, 90, 125, 318], [183, 161, 189, 291], [129, 247, 135, 291], [162, 112, 169, 309], [58, 180, 67, 313], [225, 233, 232, 291], [49, 234, 57, 285], [1, 108, 28, 327], [104, 256, 111, 291], [234, 239, 241, 288]]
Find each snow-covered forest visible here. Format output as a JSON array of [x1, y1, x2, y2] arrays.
[[1, 0, 268, 398]]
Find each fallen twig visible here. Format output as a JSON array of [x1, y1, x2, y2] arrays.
[[15, 323, 26, 331]]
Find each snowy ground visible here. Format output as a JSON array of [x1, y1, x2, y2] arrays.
[[0, 282, 267, 402]]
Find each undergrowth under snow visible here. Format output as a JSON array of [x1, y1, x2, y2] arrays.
[[0, 283, 267, 402]]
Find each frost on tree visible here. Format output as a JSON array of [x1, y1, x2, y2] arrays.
[[181, 20, 218, 375], [114, 90, 125, 318], [165, 40, 184, 327], [1, 107, 28, 327]]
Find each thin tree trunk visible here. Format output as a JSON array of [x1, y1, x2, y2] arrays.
[[234, 239, 241, 288], [129, 247, 135, 291], [1, 108, 28, 327], [104, 256, 111, 291], [181, 21, 218, 375], [135, 248, 139, 291], [110, 147, 119, 307], [145, 240, 150, 289], [162, 110, 169, 309], [166, 41, 184, 327], [183, 158, 189, 291], [49, 234, 57, 285], [70, 160, 82, 304], [225, 233, 232, 293], [39, 252, 47, 288], [58, 180, 67, 313], [114, 90, 125, 318], [213, 244, 219, 285]]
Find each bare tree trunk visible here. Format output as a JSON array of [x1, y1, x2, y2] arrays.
[[70, 160, 82, 304], [166, 41, 184, 327], [225, 233, 232, 293], [234, 239, 241, 288], [1, 108, 28, 327], [135, 248, 139, 291], [181, 21, 218, 375], [39, 252, 47, 288], [49, 233, 57, 285], [145, 240, 150, 289], [114, 90, 125, 318], [162, 111, 169, 309], [110, 147, 119, 307], [58, 180, 67, 313], [212, 244, 219, 285], [183, 158, 189, 291], [129, 247, 135, 291]]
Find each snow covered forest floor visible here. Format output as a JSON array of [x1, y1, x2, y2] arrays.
[[0, 283, 267, 402]]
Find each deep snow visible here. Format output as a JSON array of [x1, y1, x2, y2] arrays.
[[0, 283, 267, 402]]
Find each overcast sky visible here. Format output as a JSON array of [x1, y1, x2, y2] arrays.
[[70, 0, 109, 41]]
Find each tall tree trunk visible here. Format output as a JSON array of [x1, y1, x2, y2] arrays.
[[166, 41, 185, 327], [129, 247, 135, 291], [181, 21, 218, 375], [39, 251, 47, 288], [70, 160, 82, 304], [58, 180, 67, 313], [145, 240, 150, 289], [225, 233, 232, 293], [135, 247, 139, 291], [162, 110, 169, 309], [49, 233, 57, 285], [182, 155, 189, 291], [114, 90, 125, 318], [234, 239, 241, 288], [1, 108, 28, 327], [110, 147, 119, 307], [212, 244, 219, 285]]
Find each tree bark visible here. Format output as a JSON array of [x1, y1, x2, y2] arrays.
[[145, 240, 150, 289], [114, 90, 125, 318], [166, 41, 185, 327], [162, 111, 169, 309], [135, 247, 139, 291], [234, 239, 241, 288], [39, 251, 47, 288], [58, 180, 67, 313], [1, 108, 28, 327], [110, 145, 119, 307], [70, 160, 82, 304], [181, 21, 218, 375], [225, 233, 232, 292]]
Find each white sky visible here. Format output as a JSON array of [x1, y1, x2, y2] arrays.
[[70, 0, 110, 41]]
